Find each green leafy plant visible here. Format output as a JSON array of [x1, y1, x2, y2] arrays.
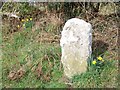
[[21, 18, 33, 29]]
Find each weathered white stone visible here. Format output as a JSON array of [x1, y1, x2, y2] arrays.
[[60, 18, 92, 78]]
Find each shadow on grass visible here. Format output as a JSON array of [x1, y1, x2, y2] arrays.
[[92, 40, 109, 57], [86, 40, 110, 75]]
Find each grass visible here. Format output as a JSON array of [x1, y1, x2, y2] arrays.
[[1, 3, 118, 87], [72, 59, 118, 88], [2, 24, 118, 88], [2, 26, 67, 88]]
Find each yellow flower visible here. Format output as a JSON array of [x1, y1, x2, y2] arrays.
[[23, 24, 25, 27], [97, 56, 103, 61], [26, 18, 29, 21], [30, 18, 32, 21], [17, 25, 20, 28], [102, 59, 104, 62], [21, 19, 25, 22], [92, 60, 97, 65]]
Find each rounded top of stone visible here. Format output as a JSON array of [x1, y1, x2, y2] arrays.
[[63, 18, 92, 31], [66, 18, 88, 24]]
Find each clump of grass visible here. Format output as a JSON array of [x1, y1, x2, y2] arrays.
[[72, 55, 118, 88], [2, 24, 65, 88], [21, 17, 34, 29]]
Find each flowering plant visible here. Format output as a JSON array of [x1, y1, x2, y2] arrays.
[[88, 55, 105, 72], [17, 17, 33, 30], [22, 18, 33, 29]]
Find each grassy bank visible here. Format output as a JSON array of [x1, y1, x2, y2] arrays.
[[1, 2, 118, 88]]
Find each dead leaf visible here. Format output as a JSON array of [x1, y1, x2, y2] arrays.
[[43, 73, 50, 82], [8, 67, 26, 80], [31, 65, 36, 72], [48, 62, 53, 68], [36, 63, 43, 77], [17, 67, 25, 79], [8, 71, 17, 80]]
